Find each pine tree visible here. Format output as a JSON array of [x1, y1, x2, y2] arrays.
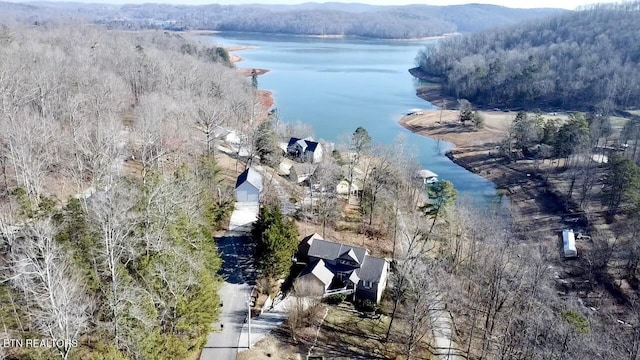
[[252, 205, 299, 280]]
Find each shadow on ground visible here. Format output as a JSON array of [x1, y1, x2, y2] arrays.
[[216, 234, 256, 285]]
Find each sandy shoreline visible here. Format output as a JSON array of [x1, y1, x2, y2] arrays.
[[226, 46, 258, 63], [397, 109, 593, 249], [237, 68, 270, 77], [225, 46, 270, 77], [224, 46, 274, 118], [182, 29, 220, 35], [399, 110, 511, 148]]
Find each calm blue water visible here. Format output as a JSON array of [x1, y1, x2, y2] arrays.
[[207, 32, 496, 199]]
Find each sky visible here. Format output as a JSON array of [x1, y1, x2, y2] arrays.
[[13, 0, 625, 10]]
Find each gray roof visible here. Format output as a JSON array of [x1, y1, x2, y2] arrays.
[[235, 167, 263, 191], [299, 259, 334, 286], [356, 255, 388, 283], [307, 238, 368, 264]]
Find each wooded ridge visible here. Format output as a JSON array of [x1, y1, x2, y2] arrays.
[[0, 1, 564, 39], [416, 2, 640, 111]]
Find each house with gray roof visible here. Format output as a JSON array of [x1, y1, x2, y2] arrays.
[[296, 234, 389, 303], [234, 167, 263, 203], [287, 137, 323, 164], [297, 259, 335, 297]]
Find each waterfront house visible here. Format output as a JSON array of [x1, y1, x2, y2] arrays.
[[296, 233, 388, 303], [287, 137, 323, 163]]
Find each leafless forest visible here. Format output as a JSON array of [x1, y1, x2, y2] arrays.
[[0, 24, 256, 359], [0, 8, 639, 360]]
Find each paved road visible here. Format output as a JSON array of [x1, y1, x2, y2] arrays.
[[200, 233, 255, 360], [238, 294, 295, 350]]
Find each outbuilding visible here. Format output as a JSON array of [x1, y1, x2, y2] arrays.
[[234, 167, 263, 203], [562, 229, 577, 258]]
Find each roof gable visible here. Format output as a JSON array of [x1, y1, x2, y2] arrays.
[[306, 141, 319, 152], [299, 259, 334, 286], [287, 137, 301, 148], [307, 238, 367, 264], [235, 167, 263, 191], [288, 137, 320, 153], [357, 255, 387, 283], [302, 232, 323, 246], [339, 248, 360, 264]]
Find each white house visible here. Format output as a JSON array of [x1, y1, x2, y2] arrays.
[[336, 179, 360, 196], [562, 229, 577, 258], [234, 167, 263, 203], [287, 137, 323, 163]]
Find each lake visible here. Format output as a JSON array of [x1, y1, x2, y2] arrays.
[[207, 32, 496, 199]]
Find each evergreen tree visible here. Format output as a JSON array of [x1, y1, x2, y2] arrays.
[[458, 99, 473, 124], [421, 180, 457, 240], [251, 68, 259, 88], [554, 113, 590, 159], [252, 205, 299, 280], [602, 154, 640, 216], [254, 119, 279, 166]]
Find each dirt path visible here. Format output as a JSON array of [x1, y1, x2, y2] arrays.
[[396, 211, 464, 360]]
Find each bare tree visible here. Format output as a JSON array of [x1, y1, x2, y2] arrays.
[[88, 183, 139, 346], [7, 221, 92, 360], [400, 261, 440, 360], [308, 158, 342, 237], [193, 98, 229, 157], [286, 279, 323, 342], [133, 93, 175, 184], [2, 109, 56, 203]]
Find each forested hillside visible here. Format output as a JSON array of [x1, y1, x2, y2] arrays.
[[0, 24, 255, 359], [416, 2, 640, 110], [0, 1, 564, 39]]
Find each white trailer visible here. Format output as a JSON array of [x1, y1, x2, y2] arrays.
[[562, 229, 577, 258]]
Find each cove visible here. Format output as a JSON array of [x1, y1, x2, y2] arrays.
[[206, 32, 496, 200]]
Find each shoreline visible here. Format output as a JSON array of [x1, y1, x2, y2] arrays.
[[224, 46, 274, 118], [397, 109, 595, 249], [226, 46, 258, 63], [398, 110, 509, 186], [237, 67, 270, 77], [192, 29, 459, 42]]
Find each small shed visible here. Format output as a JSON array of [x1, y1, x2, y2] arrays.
[[562, 229, 577, 258], [235, 167, 263, 203]]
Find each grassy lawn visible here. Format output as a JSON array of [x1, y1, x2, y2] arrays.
[[609, 116, 630, 133]]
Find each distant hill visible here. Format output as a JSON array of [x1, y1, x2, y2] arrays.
[[1, 1, 565, 39], [415, 2, 640, 110]]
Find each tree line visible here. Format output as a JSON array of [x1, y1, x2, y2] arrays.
[[0, 23, 256, 359], [416, 2, 640, 110], [0, 2, 563, 40]]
